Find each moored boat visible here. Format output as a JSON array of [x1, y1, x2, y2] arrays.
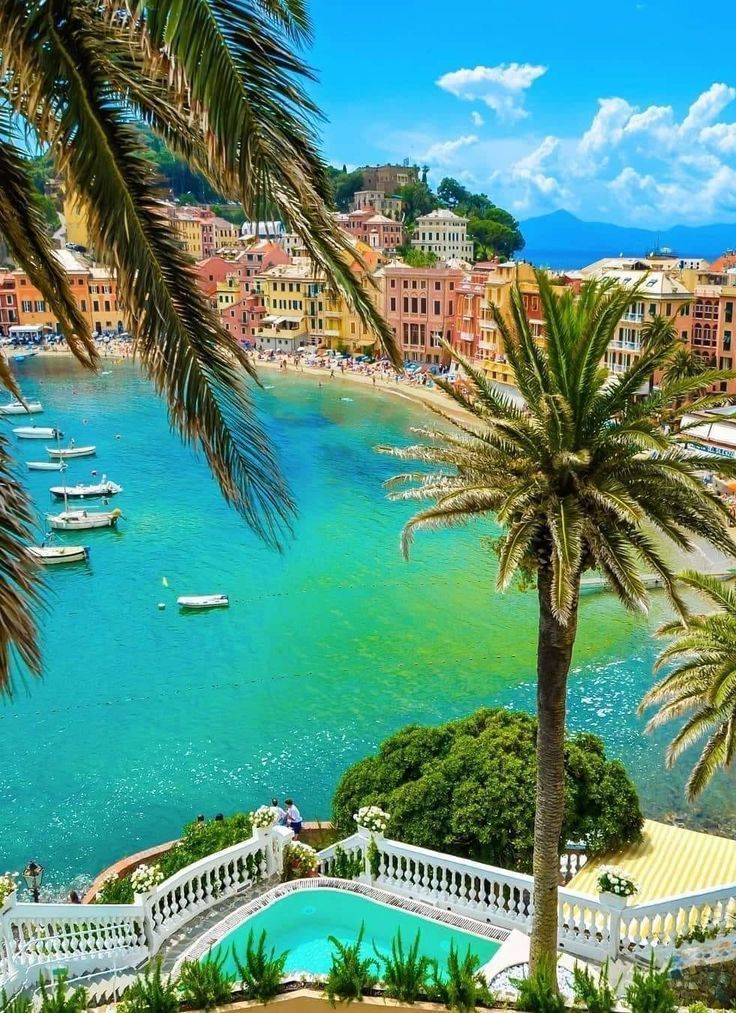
[[46, 445, 96, 459], [27, 544, 89, 565], [0, 399, 43, 415], [177, 594, 229, 610], [13, 426, 63, 440], [49, 477, 122, 500], [27, 460, 67, 472], [47, 507, 122, 531]]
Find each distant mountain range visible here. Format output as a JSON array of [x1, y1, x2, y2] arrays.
[[519, 209, 736, 270]]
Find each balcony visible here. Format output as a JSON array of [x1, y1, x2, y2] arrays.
[[610, 340, 640, 351], [622, 312, 644, 323], [479, 319, 496, 330], [457, 331, 475, 343]]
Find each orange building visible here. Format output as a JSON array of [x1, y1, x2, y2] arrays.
[[13, 250, 124, 334]]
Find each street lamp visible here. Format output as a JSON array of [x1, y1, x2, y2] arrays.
[[23, 860, 44, 902]]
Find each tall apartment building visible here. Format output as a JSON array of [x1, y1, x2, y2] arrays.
[[411, 209, 474, 263], [359, 164, 417, 192], [0, 272, 18, 336], [381, 262, 464, 365]]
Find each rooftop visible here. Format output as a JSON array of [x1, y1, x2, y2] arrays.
[[415, 208, 468, 223]]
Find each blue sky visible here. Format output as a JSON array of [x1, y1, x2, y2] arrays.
[[305, 0, 736, 227]]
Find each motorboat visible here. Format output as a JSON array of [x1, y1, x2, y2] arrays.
[[0, 399, 43, 415], [49, 476, 122, 500], [13, 426, 63, 439], [47, 507, 122, 531], [47, 445, 96, 459], [27, 460, 67, 472], [177, 594, 229, 610], [27, 544, 89, 565]]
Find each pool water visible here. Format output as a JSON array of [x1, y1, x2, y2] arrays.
[[206, 889, 500, 975]]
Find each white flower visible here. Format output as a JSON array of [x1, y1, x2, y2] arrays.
[[251, 805, 278, 830], [0, 873, 17, 905], [130, 863, 164, 894], [354, 806, 390, 833]]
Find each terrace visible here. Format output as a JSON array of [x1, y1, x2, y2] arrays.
[[2, 820, 735, 1001]]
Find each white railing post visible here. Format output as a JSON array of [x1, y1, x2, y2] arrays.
[[0, 892, 18, 985], [135, 892, 156, 955], [270, 825, 293, 879], [599, 891, 627, 958], [355, 826, 382, 885]]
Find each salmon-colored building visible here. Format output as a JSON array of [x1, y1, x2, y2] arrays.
[[339, 210, 405, 253], [0, 271, 18, 336], [381, 262, 463, 365]]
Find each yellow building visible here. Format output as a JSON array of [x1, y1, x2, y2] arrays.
[[169, 208, 240, 260], [64, 195, 89, 248]]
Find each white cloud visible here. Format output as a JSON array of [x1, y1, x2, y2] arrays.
[[436, 62, 547, 121], [420, 134, 479, 165], [471, 111, 485, 127], [680, 83, 736, 134]]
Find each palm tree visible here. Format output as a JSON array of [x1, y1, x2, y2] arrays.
[[379, 273, 736, 971], [0, 0, 399, 694], [662, 347, 709, 386], [641, 570, 736, 800]]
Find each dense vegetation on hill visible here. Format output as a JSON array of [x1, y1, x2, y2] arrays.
[[333, 708, 642, 872]]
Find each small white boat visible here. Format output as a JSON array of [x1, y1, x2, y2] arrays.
[[177, 594, 229, 610], [27, 460, 67, 472], [47, 445, 96, 459], [27, 544, 89, 565], [0, 399, 43, 415], [49, 477, 122, 500], [13, 426, 63, 440], [47, 508, 122, 531]]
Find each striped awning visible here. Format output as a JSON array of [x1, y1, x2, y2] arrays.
[[569, 819, 736, 901]]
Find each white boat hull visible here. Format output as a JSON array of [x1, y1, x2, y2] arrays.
[[0, 401, 43, 415], [50, 481, 122, 500], [27, 461, 67, 471], [47, 509, 121, 530], [47, 445, 96, 459], [13, 426, 63, 439], [27, 545, 89, 565], [177, 595, 229, 610]]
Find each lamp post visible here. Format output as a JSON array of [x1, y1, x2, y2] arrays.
[[23, 860, 44, 903]]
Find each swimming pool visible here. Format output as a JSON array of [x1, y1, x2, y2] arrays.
[[204, 888, 501, 976]]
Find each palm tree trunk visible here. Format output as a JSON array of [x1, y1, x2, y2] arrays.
[[529, 563, 580, 973]]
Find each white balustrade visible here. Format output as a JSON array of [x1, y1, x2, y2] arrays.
[[317, 833, 366, 878], [619, 882, 736, 961]]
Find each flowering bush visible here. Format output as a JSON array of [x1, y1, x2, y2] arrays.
[[0, 873, 17, 906], [597, 866, 638, 898], [251, 805, 278, 830], [353, 806, 390, 834], [130, 862, 164, 895], [283, 842, 319, 880]]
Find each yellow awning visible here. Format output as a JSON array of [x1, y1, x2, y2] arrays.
[[569, 819, 736, 901]]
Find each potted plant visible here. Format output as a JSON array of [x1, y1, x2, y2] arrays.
[[353, 805, 390, 838], [283, 841, 319, 881], [250, 805, 278, 840], [130, 862, 164, 898], [597, 866, 638, 908], [0, 872, 17, 912]]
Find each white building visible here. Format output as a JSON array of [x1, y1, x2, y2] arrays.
[[411, 209, 474, 262]]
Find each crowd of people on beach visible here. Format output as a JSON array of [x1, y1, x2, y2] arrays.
[[252, 346, 459, 390]]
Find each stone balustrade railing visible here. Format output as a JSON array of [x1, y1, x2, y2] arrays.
[[3, 825, 736, 997]]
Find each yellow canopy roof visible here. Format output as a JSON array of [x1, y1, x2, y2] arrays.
[[569, 820, 736, 902]]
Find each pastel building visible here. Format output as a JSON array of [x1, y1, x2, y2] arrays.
[[351, 191, 404, 219], [0, 272, 18, 336], [13, 250, 123, 334], [339, 210, 405, 252], [411, 209, 474, 263], [382, 262, 464, 364]]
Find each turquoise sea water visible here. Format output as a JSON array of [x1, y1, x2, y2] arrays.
[[206, 888, 499, 975], [0, 356, 733, 894]]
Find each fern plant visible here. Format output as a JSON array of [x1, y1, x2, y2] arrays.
[[375, 930, 433, 1003], [572, 961, 619, 1013], [38, 971, 88, 1013], [325, 925, 379, 1005], [513, 959, 565, 1013], [624, 957, 677, 1013], [432, 944, 493, 1013], [178, 951, 234, 1011], [232, 930, 288, 1003], [119, 959, 179, 1013], [0, 991, 32, 1013]]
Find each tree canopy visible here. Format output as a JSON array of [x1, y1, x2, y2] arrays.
[[435, 177, 525, 259], [333, 708, 643, 872], [326, 167, 365, 212]]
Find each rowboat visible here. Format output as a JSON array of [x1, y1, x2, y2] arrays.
[[46, 445, 96, 459], [27, 460, 67, 472], [47, 507, 122, 531], [177, 594, 229, 610], [49, 477, 122, 500], [13, 426, 63, 440], [0, 399, 43, 415], [27, 545, 89, 565]]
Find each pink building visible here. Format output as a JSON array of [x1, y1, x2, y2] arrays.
[[220, 293, 266, 345], [382, 263, 464, 365], [234, 240, 291, 291], [339, 210, 405, 253]]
